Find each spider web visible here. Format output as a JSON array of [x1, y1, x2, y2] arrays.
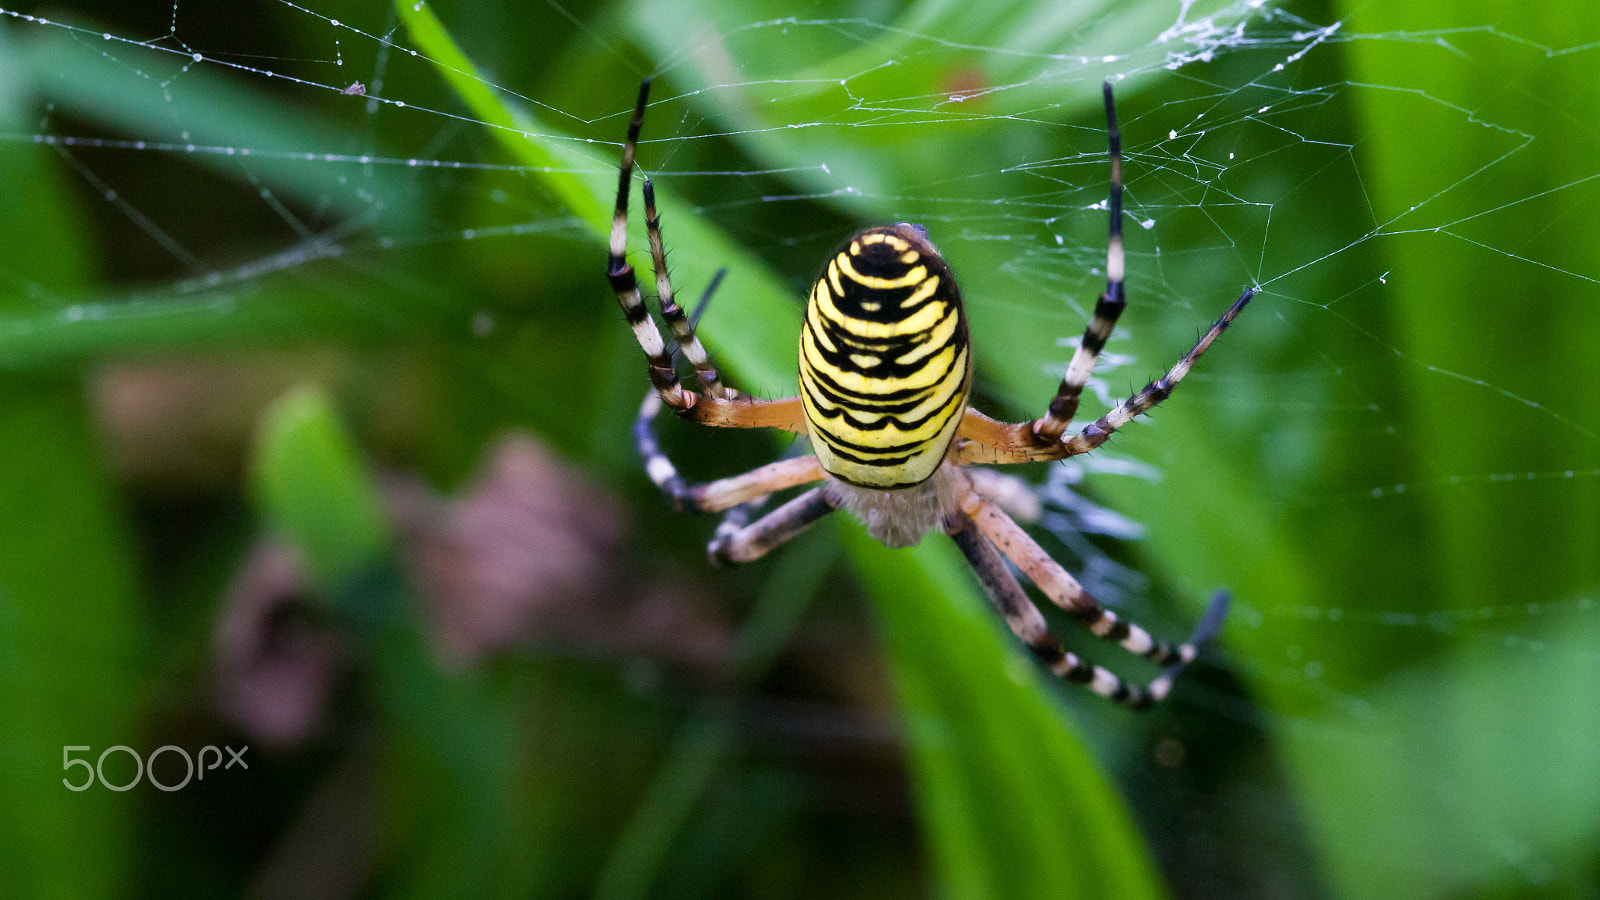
[[1, 0, 1597, 897]]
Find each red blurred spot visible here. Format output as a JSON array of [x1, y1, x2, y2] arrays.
[[942, 68, 987, 103]]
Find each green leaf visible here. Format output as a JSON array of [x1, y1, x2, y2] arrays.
[[1277, 1, 1600, 897], [627, 0, 1177, 215], [1293, 617, 1600, 897], [0, 22, 443, 372], [847, 529, 1165, 900], [0, 28, 142, 897], [397, 0, 795, 394], [252, 384, 390, 590], [0, 385, 145, 900]]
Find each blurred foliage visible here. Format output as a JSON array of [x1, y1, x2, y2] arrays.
[[0, 0, 1596, 898]]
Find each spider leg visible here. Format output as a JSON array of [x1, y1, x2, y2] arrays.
[[965, 466, 1044, 524], [607, 80, 739, 405], [673, 269, 806, 432], [670, 266, 725, 369], [953, 286, 1253, 465], [635, 390, 824, 512], [706, 486, 838, 566], [708, 497, 762, 559], [957, 479, 1225, 677], [952, 80, 1251, 466], [1034, 82, 1128, 442], [607, 78, 693, 411], [1057, 286, 1252, 458], [643, 179, 730, 399], [609, 89, 809, 431], [945, 511, 1183, 710]]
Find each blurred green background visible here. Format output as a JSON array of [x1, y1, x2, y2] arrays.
[[1, 0, 1596, 897]]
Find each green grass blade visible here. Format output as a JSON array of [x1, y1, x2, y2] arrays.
[[23, 23, 422, 223], [0, 45, 143, 896], [253, 385, 390, 590], [846, 529, 1166, 900], [397, 0, 799, 395], [627, 0, 1176, 215]]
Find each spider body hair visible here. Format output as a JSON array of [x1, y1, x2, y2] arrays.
[[820, 466, 966, 549]]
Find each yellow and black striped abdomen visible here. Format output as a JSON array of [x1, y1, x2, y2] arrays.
[[800, 225, 971, 489]]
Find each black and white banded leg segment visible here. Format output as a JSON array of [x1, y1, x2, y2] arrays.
[[954, 479, 1227, 707], [954, 284, 1256, 468], [634, 390, 824, 514], [963, 484, 1220, 666], [1034, 81, 1130, 443], [947, 512, 1165, 709], [607, 81, 692, 411], [607, 77, 733, 409], [1059, 286, 1253, 458], [641, 178, 730, 400], [627, 252, 829, 564]]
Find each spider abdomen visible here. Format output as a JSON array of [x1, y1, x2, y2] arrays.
[[799, 225, 971, 489]]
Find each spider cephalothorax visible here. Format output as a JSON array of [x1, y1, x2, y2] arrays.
[[607, 77, 1249, 709]]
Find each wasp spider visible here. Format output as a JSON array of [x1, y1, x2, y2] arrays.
[[606, 79, 1251, 709]]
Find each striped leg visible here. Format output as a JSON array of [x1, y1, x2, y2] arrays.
[[1059, 286, 1253, 458], [706, 487, 837, 566], [946, 511, 1190, 710], [951, 286, 1254, 466], [643, 264, 809, 434], [608, 78, 730, 407], [642, 179, 730, 399], [606, 78, 693, 410], [635, 390, 825, 513], [958, 482, 1226, 681], [1034, 81, 1129, 442]]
